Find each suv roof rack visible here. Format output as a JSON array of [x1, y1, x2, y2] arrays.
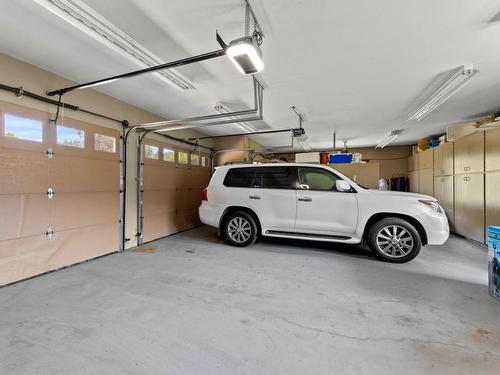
[[224, 160, 286, 166]]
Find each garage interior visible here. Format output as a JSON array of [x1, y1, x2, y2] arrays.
[[0, 0, 499, 374]]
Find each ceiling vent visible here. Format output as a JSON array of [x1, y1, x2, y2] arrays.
[[34, 0, 196, 90]]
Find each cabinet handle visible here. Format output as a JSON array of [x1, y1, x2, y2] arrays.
[[464, 167, 470, 172], [463, 176, 470, 181]]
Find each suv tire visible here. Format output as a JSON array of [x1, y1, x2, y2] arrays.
[[367, 217, 422, 263], [222, 211, 258, 247]]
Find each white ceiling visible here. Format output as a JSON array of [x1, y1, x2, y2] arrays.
[[1, 0, 500, 149]]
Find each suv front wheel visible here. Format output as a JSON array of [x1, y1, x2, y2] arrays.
[[367, 217, 422, 263], [222, 211, 258, 247]]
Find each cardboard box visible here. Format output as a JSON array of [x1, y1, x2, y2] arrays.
[[488, 226, 500, 301]]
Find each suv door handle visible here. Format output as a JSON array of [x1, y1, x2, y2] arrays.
[[298, 197, 312, 202], [249, 195, 261, 200]]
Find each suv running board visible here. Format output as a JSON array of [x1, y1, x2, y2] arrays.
[[265, 230, 352, 241]]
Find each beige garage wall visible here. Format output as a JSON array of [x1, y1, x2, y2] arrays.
[[0, 53, 212, 249], [339, 146, 412, 180]]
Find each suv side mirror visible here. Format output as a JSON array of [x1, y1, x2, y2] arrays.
[[335, 180, 351, 192]]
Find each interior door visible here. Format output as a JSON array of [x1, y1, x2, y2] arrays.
[[295, 167, 358, 236], [246, 166, 297, 231]]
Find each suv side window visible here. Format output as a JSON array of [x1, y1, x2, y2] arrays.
[[253, 166, 297, 189], [297, 167, 341, 191], [223, 167, 256, 187]]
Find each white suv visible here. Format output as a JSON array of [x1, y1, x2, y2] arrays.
[[199, 163, 449, 263]]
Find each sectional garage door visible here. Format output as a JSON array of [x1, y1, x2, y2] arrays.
[[0, 101, 120, 285], [142, 139, 210, 243]]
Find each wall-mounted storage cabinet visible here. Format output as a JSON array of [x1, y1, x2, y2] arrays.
[[454, 173, 485, 243], [409, 170, 419, 192], [454, 132, 484, 174], [433, 176, 454, 229], [486, 171, 500, 232], [433, 142, 454, 176], [418, 148, 433, 170], [485, 127, 500, 172], [418, 168, 434, 196]]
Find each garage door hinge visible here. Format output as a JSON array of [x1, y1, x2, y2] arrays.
[[46, 148, 54, 159], [47, 187, 54, 199], [46, 227, 54, 239]]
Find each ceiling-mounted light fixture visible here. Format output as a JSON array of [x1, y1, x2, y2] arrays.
[[376, 131, 398, 148], [214, 103, 258, 132], [226, 36, 264, 75], [408, 64, 477, 121], [217, 0, 264, 75]]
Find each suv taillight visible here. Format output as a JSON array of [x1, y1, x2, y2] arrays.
[[201, 188, 208, 201]]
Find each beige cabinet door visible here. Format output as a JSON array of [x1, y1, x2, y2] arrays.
[[433, 142, 454, 176], [454, 132, 484, 174], [433, 176, 454, 229], [409, 170, 419, 192], [418, 149, 433, 170], [454, 173, 485, 243], [485, 127, 500, 172], [486, 171, 500, 231], [408, 156, 414, 172], [418, 168, 434, 196]]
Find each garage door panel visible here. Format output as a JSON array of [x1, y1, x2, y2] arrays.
[[0, 194, 50, 241], [41, 224, 118, 271], [143, 165, 178, 190], [51, 192, 118, 231], [0, 148, 49, 194], [175, 189, 191, 210], [50, 155, 118, 192], [143, 190, 176, 217], [143, 213, 169, 242], [0, 234, 52, 285], [0, 102, 120, 285]]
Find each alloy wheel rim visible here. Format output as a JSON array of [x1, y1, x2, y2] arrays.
[[227, 217, 252, 243], [376, 225, 414, 258]]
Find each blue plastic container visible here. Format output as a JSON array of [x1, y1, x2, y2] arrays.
[[329, 153, 353, 164]]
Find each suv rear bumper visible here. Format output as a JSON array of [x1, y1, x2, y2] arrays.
[[199, 202, 220, 228]]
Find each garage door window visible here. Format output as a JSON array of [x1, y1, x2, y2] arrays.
[[178, 151, 189, 164], [145, 144, 159, 159], [3, 113, 43, 142], [94, 133, 116, 153], [163, 147, 175, 162], [191, 154, 200, 166], [57, 125, 85, 148]]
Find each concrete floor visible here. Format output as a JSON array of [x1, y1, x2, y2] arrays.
[[0, 227, 499, 375]]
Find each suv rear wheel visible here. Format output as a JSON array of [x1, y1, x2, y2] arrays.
[[367, 217, 422, 263], [222, 211, 258, 247]]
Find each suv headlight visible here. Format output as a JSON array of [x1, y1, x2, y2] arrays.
[[419, 199, 444, 214]]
